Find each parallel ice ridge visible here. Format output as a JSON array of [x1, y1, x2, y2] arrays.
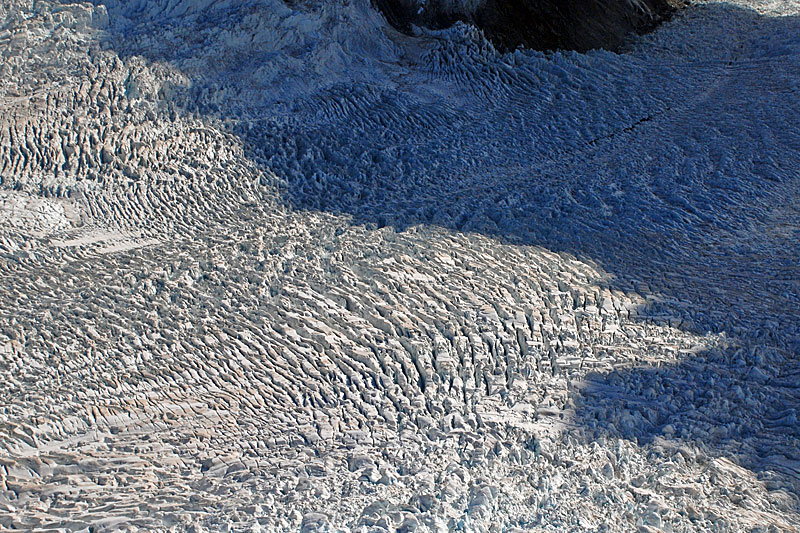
[[0, 0, 799, 531]]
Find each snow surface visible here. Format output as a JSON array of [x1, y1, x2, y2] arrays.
[[0, 0, 799, 531]]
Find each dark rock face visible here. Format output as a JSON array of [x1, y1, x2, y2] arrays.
[[373, 0, 683, 52]]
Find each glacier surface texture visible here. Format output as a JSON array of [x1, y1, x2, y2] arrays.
[[0, 0, 799, 531]]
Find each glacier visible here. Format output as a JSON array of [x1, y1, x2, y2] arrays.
[[0, 0, 798, 531]]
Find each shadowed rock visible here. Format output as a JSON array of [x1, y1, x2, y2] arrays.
[[373, 0, 684, 51]]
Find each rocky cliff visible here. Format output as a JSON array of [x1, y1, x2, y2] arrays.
[[374, 0, 683, 51]]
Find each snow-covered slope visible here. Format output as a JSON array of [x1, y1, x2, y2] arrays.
[[0, 0, 798, 531]]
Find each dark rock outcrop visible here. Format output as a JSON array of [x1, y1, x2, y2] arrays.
[[373, 0, 684, 52]]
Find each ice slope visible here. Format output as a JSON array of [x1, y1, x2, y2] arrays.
[[0, 0, 799, 531]]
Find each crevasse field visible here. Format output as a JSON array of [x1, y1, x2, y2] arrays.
[[0, 0, 799, 531]]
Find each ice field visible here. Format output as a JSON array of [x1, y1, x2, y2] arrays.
[[0, 0, 799, 530]]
